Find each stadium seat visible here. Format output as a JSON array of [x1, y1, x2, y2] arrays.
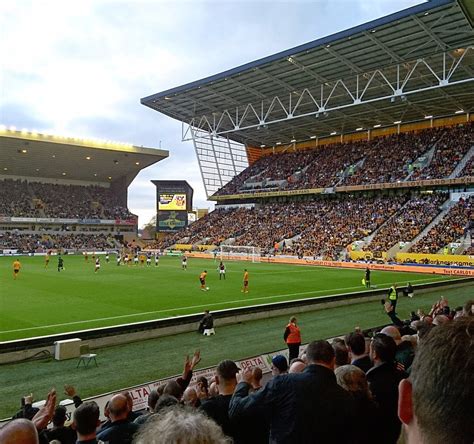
[[203, 328, 215, 336], [76, 344, 98, 368]]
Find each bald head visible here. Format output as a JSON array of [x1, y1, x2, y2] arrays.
[[289, 360, 306, 373], [0, 419, 39, 444], [182, 387, 198, 407], [108, 394, 129, 421], [381, 325, 402, 344]]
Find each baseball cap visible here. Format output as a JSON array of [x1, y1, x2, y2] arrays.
[[272, 355, 288, 372], [216, 360, 241, 379]]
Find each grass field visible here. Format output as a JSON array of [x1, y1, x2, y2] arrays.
[[0, 283, 471, 420], [0, 254, 458, 342]]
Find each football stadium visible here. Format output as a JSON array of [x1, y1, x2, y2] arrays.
[[1, 0, 473, 443]]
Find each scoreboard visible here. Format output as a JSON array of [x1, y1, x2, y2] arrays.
[[152, 180, 193, 233]]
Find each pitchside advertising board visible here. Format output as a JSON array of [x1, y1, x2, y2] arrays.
[[152, 180, 194, 233]]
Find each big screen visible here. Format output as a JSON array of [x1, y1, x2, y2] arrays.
[[158, 193, 187, 211]]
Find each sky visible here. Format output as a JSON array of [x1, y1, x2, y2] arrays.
[[0, 0, 424, 227]]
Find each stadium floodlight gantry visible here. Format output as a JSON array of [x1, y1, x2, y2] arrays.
[[141, 0, 474, 198]]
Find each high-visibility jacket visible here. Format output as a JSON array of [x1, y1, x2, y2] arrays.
[[388, 286, 398, 301], [285, 323, 301, 344]]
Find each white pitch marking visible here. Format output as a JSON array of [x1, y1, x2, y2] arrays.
[[0, 277, 446, 334]]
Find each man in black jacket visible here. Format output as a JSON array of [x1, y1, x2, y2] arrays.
[[198, 310, 213, 334], [96, 394, 139, 444], [229, 340, 355, 444], [366, 334, 407, 444]]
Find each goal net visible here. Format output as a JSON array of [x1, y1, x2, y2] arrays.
[[219, 245, 261, 263]]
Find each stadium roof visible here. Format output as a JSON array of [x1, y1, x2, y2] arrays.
[[141, 0, 474, 197], [142, 0, 474, 147], [0, 128, 168, 187]]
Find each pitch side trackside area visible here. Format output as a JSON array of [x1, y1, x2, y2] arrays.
[[0, 255, 461, 342]]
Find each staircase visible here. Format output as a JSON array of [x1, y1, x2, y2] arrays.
[[362, 198, 413, 247], [454, 232, 472, 254], [449, 145, 474, 178], [401, 199, 454, 252], [403, 146, 436, 181]]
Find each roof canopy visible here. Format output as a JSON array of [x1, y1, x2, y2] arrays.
[[0, 128, 168, 187], [142, 0, 474, 147]]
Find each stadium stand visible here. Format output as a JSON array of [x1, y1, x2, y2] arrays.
[[409, 196, 473, 254], [364, 193, 448, 253], [150, 191, 472, 261], [0, 180, 135, 220], [213, 123, 472, 196]]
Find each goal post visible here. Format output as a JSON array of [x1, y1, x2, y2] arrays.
[[219, 245, 261, 263]]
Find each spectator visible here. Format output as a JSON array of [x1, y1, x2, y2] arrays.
[[270, 355, 288, 376], [200, 360, 268, 443], [134, 390, 160, 425], [380, 326, 415, 371], [0, 419, 39, 444], [199, 360, 241, 440], [398, 318, 474, 444], [335, 365, 381, 444], [229, 340, 355, 443], [345, 332, 372, 373], [42, 405, 76, 444], [73, 401, 101, 444], [366, 334, 407, 444], [182, 387, 200, 408], [462, 299, 473, 317], [249, 367, 263, 391], [332, 338, 349, 368], [12, 393, 39, 420], [96, 394, 139, 444], [133, 406, 231, 444], [153, 394, 179, 413], [288, 358, 306, 373]]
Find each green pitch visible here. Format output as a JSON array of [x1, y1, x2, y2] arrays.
[[0, 255, 456, 342]]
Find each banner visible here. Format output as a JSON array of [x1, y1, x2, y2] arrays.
[[186, 251, 474, 275], [396, 252, 474, 266], [6, 217, 130, 225], [114, 218, 137, 226], [212, 176, 474, 201]]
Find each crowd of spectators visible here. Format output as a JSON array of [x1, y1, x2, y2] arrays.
[[0, 180, 135, 220], [459, 155, 474, 177], [365, 193, 447, 252], [411, 124, 473, 180], [342, 128, 445, 186], [0, 179, 36, 217], [0, 232, 116, 252], [153, 192, 472, 259], [214, 123, 473, 196], [288, 196, 406, 259], [410, 196, 473, 254], [2, 299, 472, 444]]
